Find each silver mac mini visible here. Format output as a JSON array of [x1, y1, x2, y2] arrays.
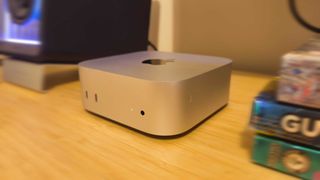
[[79, 51, 232, 136]]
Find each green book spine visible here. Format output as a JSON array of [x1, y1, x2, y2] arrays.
[[252, 135, 320, 180]]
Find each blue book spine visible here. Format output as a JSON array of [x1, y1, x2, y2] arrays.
[[250, 89, 320, 149]]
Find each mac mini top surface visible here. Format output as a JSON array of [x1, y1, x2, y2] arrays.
[[79, 51, 232, 136]]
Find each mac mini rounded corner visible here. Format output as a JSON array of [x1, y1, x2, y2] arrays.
[[79, 51, 232, 136]]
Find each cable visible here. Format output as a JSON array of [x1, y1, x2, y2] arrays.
[[288, 0, 320, 33], [148, 41, 158, 51]]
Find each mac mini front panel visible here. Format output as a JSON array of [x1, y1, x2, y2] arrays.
[[79, 51, 232, 136]]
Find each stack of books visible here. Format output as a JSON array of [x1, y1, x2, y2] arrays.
[[249, 38, 320, 180]]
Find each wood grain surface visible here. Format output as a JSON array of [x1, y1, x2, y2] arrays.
[[0, 70, 297, 180]]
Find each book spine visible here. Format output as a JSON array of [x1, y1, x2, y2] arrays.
[[250, 97, 320, 148], [252, 135, 320, 180]]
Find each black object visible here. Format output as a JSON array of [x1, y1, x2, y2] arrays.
[[148, 41, 158, 51], [0, 0, 151, 63], [288, 0, 320, 33]]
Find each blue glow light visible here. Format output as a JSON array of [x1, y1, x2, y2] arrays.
[[2, 0, 42, 45]]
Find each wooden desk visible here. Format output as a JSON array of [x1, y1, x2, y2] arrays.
[[0, 71, 297, 180]]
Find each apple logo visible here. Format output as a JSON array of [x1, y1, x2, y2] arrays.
[[142, 59, 175, 65]]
